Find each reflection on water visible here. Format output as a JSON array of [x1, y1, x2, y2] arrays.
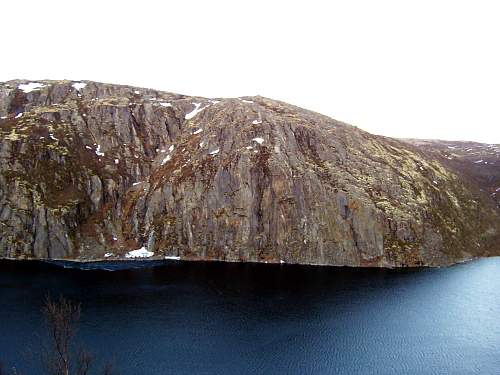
[[1, 258, 499, 374]]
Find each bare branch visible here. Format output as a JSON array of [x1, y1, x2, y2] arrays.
[[76, 350, 93, 375], [42, 294, 82, 375], [102, 362, 120, 375]]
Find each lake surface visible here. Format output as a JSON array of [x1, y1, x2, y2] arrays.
[[1, 258, 499, 374]]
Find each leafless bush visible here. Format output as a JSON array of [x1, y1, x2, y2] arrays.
[[2, 296, 119, 375], [41, 295, 119, 375], [42, 295, 81, 375]]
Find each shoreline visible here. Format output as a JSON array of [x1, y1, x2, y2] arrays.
[[0, 255, 484, 270]]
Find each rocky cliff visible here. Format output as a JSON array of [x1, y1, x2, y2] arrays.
[[1, 80, 499, 267]]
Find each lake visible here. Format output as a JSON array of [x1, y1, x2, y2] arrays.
[[0, 258, 499, 374]]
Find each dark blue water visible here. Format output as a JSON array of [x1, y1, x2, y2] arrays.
[[1, 258, 500, 375]]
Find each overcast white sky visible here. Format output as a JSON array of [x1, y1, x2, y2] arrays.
[[2, 0, 499, 143]]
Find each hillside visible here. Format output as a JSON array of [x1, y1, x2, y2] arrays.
[[403, 139, 500, 209], [0, 80, 499, 267]]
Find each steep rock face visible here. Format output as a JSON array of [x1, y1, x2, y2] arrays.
[[0, 80, 499, 266]]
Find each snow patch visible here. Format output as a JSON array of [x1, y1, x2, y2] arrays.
[[209, 148, 220, 155], [160, 102, 172, 107], [15, 113, 23, 119], [125, 247, 154, 258], [95, 145, 105, 156], [114, 159, 119, 164], [18, 82, 45, 93], [49, 133, 58, 141], [134, 90, 141, 94], [132, 182, 142, 186], [192, 128, 203, 135], [252, 119, 262, 125], [474, 160, 484, 164], [252, 137, 264, 144], [72, 82, 87, 91], [169, 145, 174, 152], [240, 99, 254, 103], [185, 102, 209, 120], [104, 252, 114, 258], [161, 155, 171, 165]]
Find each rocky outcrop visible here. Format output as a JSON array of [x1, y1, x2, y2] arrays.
[[0, 80, 499, 267]]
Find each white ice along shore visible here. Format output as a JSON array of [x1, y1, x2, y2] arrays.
[[165, 255, 181, 260], [125, 247, 154, 258]]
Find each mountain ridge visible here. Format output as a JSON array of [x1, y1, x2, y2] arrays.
[[1, 79, 499, 267]]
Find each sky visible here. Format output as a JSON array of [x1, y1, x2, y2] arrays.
[[2, 0, 499, 143]]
